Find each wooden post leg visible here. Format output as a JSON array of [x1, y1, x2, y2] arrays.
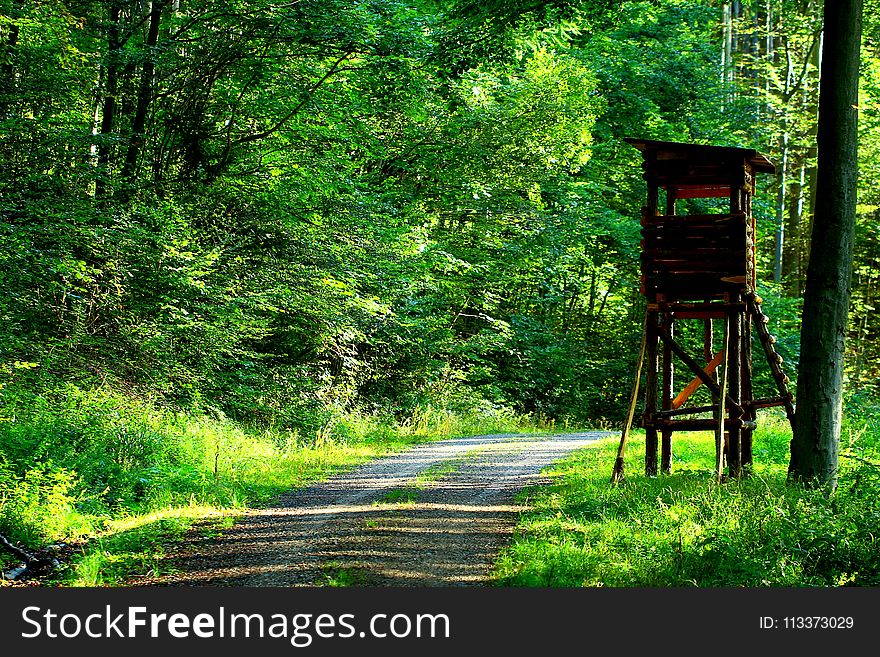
[[741, 313, 754, 472], [727, 304, 743, 478], [644, 176, 659, 478], [715, 315, 730, 483], [645, 315, 659, 477], [661, 313, 674, 474], [705, 314, 721, 468]]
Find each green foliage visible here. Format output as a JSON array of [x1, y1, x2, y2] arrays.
[[494, 413, 880, 587], [0, 462, 95, 547], [5, 0, 857, 434]]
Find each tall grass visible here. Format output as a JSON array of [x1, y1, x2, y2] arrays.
[[493, 410, 880, 587], [0, 383, 545, 585]]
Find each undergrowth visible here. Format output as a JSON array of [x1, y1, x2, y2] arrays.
[[493, 409, 880, 587]]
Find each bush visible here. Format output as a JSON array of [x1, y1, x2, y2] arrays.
[[0, 462, 97, 548]]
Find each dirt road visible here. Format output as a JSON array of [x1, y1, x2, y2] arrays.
[[149, 432, 606, 586]]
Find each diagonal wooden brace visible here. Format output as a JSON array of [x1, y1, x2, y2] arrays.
[[671, 349, 724, 409], [651, 319, 743, 417]]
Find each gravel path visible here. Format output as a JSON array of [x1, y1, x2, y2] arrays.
[[147, 432, 606, 587]]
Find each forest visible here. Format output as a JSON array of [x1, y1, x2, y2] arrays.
[[1, 0, 879, 587]]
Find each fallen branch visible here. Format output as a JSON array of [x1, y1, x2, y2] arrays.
[[0, 532, 36, 563], [0, 532, 61, 581]]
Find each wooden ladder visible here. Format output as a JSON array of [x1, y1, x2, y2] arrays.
[[744, 292, 796, 431]]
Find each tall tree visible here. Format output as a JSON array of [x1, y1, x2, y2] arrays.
[[789, 0, 862, 488]]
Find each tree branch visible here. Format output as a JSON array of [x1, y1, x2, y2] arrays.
[[233, 50, 354, 147]]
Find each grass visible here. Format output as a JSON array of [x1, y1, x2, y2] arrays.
[[493, 410, 880, 587], [0, 383, 552, 586], [319, 563, 372, 587], [63, 509, 238, 586], [379, 488, 421, 505]]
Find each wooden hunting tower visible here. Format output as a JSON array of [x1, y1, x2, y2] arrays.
[[612, 139, 796, 482]]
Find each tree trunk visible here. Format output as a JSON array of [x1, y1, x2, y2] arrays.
[[773, 129, 789, 283], [0, 0, 21, 116], [765, 0, 773, 118], [774, 38, 794, 284], [783, 153, 805, 292], [722, 2, 733, 109], [789, 0, 862, 489], [121, 1, 163, 187], [800, 28, 823, 295], [96, 5, 122, 201], [732, 0, 742, 77]]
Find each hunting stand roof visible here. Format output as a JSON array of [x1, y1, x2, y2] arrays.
[[625, 138, 776, 200]]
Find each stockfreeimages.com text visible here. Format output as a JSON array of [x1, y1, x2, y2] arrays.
[[21, 605, 451, 647]]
